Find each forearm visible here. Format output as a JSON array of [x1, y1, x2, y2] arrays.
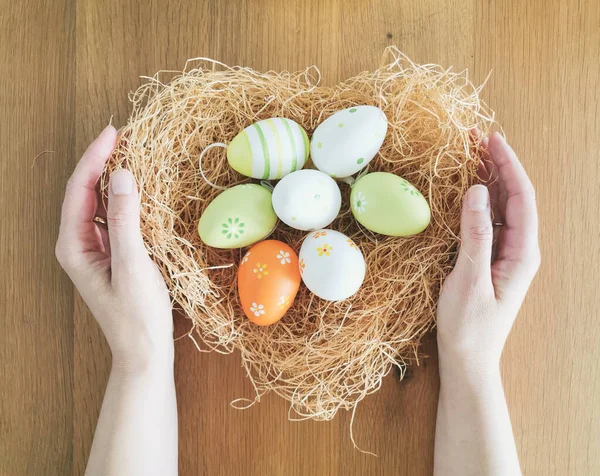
[[434, 360, 521, 476], [86, 351, 178, 476]]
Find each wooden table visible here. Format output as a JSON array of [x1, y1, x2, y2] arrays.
[[1, 0, 598, 474]]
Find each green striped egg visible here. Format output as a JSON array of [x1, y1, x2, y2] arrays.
[[227, 118, 309, 180]]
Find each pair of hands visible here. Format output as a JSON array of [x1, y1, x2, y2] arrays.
[[55, 125, 540, 375]]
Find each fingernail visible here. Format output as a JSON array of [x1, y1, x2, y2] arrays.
[[111, 170, 133, 195], [467, 184, 489, 211]]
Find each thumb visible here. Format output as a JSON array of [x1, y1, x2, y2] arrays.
[[454, 184, 493, 282], [107, 169, 146, 266]]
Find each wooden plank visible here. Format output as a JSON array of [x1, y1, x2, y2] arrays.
[[474, 1, 600, 474], [0, 1, 75, 474]]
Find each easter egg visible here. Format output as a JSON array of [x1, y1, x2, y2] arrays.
[[198, 183, 277, 249], [310, 106, 388, 178], [350, 172, 431, 236], [272, 169, 342, 231], [238, 240, 301, 326], [227, 118, 309, 180], [299, 229, 366, 301]]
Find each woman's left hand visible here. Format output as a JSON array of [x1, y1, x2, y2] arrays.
[[55, 125, 173, 371]]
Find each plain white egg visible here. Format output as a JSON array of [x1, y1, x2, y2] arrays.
[[299, 229, 366, 301], [272, 169, 341, 231]]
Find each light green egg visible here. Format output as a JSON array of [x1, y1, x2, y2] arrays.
[[227, 118, 309, 180], [198, 184, 277, 249], [350, 172, 430, 236]]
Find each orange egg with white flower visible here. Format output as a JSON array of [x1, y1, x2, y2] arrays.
[[238, 240, 301, 325]]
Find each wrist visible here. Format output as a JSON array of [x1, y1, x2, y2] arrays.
[[438, 348, 501, 384], [111, 337, 174, 377]]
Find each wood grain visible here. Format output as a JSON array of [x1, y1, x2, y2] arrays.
[[1, 0, 599, 474], [0, 1, 75, 474]]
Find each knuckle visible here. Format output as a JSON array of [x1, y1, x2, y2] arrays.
[[107, 211, 132, 229], [529, 249, 542, 272], [64, 176, 78, 195], [512, 251, 541, 278], [468, 224, 493, 243], [522, 183, 537, 202], [55, 241, 77, 270], [54, 241, 67, 265], [114, 260, 137, 278]]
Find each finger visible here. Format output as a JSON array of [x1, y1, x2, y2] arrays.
[[475, 132, 496, 197], [60, 125, 118, 232], [469, 128, 487, 160], [481, 136, 489, 149], [469, 127, 483, 142], [477, 146, 492, 183], [476, 133, 492, 181], [107, 169, 146, 270], [454, 185, 494, 286], [476, 140, 502, 222], [95, 187, 108, 219], [470, 128, 489, 149], [487, 133, 539, 262], [56, 126, 117, 272], [94, 221, 111, 256]]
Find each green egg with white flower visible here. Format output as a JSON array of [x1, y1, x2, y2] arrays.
[[198, 184, 277, 249], [350, 172, 430, 236]]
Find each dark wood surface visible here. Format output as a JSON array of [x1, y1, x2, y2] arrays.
[[1, 0, 599, 474]]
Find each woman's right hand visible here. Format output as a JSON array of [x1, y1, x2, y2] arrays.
[[434, 132, 539, 476]]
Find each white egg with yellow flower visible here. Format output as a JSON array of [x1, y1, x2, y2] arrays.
[[298, 229, 366, 301]]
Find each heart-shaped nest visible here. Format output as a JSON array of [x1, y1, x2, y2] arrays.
[[103, 47, 493, 422]]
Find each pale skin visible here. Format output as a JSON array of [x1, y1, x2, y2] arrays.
[[56, 126, 177, 476], [56, 126, 539, 476], [435, 132, 540, 476]]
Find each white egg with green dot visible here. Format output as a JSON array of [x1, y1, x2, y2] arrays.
[[350, 172, 431, 236], [272, 169, 342, 231], [310, 105, 388, 178]]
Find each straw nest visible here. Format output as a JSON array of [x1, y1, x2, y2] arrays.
[[103, 47, 493, 424]]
